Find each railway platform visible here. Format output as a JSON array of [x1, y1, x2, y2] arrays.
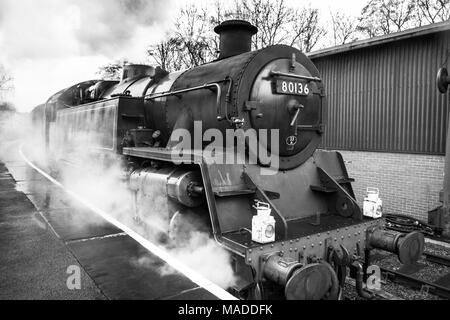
[[0, 147, 219, 300]]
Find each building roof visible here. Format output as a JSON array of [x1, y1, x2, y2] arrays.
[[308, 20, 450, 59]]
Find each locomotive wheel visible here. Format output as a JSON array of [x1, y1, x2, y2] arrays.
[[285, 263, 339, 300]]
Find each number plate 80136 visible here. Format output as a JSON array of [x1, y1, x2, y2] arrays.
[[275, 80, 310, 96]]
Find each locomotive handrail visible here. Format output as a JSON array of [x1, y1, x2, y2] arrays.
[[145, 83, 222, 111], [270, 70, 322, 82]]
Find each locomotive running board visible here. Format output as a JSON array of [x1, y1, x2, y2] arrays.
[[123, 146, 250, 256], [123, 147, 204, 163], [122, 147, 363, 255]]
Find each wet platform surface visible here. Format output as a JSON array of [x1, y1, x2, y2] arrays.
[[0, 146, 217, 300], [0, 162, 104, 299]]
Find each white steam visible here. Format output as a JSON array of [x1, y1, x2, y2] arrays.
[[0, 111, 30, 162], [0, 0, 238, 292], [0, 0, 174, 111], [0, 0, 172, 60], [158, 231, 237, 289], [59, 151, 238, 290], [57, 150, 238, 289], [0, 108, 238, 291]]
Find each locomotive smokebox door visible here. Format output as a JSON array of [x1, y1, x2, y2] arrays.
[[247, 48, 325, 170]]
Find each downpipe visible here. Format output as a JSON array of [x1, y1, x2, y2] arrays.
[[353, 261, 375, 300]]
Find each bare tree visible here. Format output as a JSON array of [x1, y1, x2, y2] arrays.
[[144, 0, 329, 70], [330, 12, 358, 45], [207, 0, 234, 56], [358, 0, 417, 37], [147, 36, 183, 72], [97, 60, 128, 80], [415, 0, 450, 25], [172, 5, 216, 68], [231, 0, 293, 49], [0, 65, 14, 110], [0, 102, 15, 113], [0, 64, 13, 94], [228, 1, 326, 53], [291, 7, 327, 52]]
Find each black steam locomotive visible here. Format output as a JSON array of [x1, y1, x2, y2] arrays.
[[31, 20, 424, 300]]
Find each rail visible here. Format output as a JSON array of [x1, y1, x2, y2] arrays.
[[380, 266, 450, 299], [424, 251, 450, 267]]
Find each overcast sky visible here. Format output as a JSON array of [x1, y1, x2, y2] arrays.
[[0, 0, 366, 112]]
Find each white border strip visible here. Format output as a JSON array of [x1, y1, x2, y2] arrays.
[[19, 145, 237, 301]]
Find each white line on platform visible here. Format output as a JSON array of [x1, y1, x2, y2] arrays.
[[65, 232, 128, 245], [19, 145, 237, 301]]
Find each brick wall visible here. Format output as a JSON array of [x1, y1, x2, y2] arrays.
[[333, 151, 445, 221]]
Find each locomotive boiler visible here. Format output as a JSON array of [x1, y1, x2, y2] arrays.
[[31, 20, 425, 300]]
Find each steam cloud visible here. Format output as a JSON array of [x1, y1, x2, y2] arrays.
[[0, 109, 238, 291], [0, 0, 238, 294], [58, 146, 238, 290], [0, 0, 174, 111], [57, 149, 238, 290], [0, 0, 171, 60]]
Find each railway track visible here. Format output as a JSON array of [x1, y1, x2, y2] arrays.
[[377, 250, 450, 300], [423, 251, 450, 267], [342, 248, 450, 300]]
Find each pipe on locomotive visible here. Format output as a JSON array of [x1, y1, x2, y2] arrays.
[[144, 80, 238, 125]]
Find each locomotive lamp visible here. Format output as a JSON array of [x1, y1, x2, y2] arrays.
[[252, 201, 276, 244], [437, 67, 450, 93], [363, 188, 383, 219]]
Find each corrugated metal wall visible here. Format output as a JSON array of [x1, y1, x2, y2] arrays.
[[312, 30, 450, 155]]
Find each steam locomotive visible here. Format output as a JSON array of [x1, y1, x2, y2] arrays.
[[31, 20, 425, 300]]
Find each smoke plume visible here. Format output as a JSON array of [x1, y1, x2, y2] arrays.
[[0, 0, 238, 293], [0, 0, 172, 60], [0, 110, 238, 291], [0, 0, 173, 111]]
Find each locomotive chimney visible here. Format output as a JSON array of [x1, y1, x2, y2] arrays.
[[214, 20, 258, 59]]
